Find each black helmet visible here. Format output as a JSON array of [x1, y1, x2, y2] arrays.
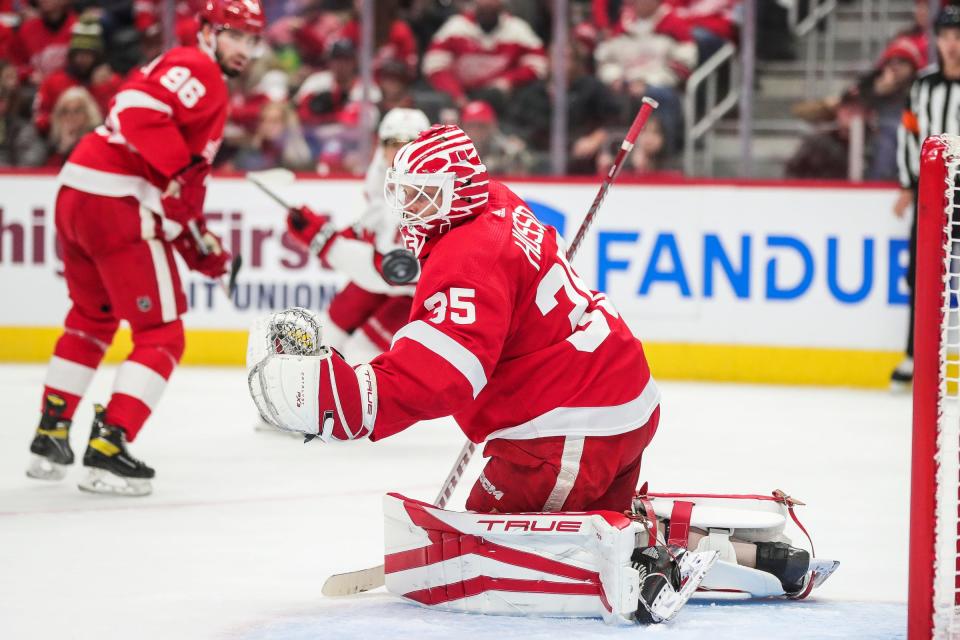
[[935, 5, 960, 33]]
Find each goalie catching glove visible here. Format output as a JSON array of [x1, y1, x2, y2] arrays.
[[247, 308, 375, 441]]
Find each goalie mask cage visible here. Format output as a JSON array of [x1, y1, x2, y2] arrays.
[[910, 134, 960, 640]]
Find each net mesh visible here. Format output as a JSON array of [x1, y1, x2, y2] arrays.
[[935, 140, 960, 639]]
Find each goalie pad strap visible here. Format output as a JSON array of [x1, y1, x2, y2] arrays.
[[773, 490, 816, 558], [638, 496, 658, 547], [667, 501, 693, 548]]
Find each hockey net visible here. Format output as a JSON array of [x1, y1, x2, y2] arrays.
[[910, 134, 960, 640]]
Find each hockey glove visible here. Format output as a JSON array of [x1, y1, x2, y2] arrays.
[[161, 157, 209, 225], [287, 206, 336, 257], [247, 344, 375, 442], [173, 222, 230, 279]]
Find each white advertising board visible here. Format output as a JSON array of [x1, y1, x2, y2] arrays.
[[0, 174, 909, 353]]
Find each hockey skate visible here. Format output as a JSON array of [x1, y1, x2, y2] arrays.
[[78, 405, 154, 497], [632, 545, 718, 624], [636, 490, 840, 599], [890, 357, 914, 392], [26, 394, 74, 481]]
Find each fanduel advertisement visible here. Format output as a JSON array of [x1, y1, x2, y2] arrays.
[[0, 174, 908, 351]]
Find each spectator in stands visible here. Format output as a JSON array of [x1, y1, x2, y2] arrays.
[[232, 100, 314, 172], [11, 0, 77, 82], [33, 18, 121, 136], [44, 85, 100, 166], [295, 38, 380, 127], [787, 37, 922, 181], [404, 0, 457, 54], [865, 39, 924, 180], [664, 0, 739, 62], [459, 99, 535, 176], [598, 114, 671, 176], [377, 58, 416, 113], [783, 100, 858, 180], [889, 0, 932, 70], [230, 69, 291, 133], [594, 0, 698, 152], [507, 31, 623, 173], [338, 0, 419, 80], [286, 0, 350, 69], [423, 0, 548, 113], [0, 61, 46, 167], [565, 24, 624, 173]]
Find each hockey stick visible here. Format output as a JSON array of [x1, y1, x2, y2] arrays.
[[321, 98, 660, 598], [188, 220, 242, 298], [226, 254, 242, 297], [247, 168, 296, 210]]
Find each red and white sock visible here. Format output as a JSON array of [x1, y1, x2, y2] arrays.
[[105, 321, 184, 441], [41, 311, 116, 419]]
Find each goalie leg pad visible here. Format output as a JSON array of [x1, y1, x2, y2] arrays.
[[384, 492, 642, 623], [383, 493, 715, 624]]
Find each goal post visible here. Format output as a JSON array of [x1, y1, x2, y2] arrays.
[[909, 134, 960, 640]]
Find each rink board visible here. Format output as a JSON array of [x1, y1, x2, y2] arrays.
[[0, 173, 908, 387]]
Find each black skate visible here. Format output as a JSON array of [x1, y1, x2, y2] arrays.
[[26, 394, 74, 481], [78, 405, 154, 497], [890, 357, 913, 392], [754, 541, 812, 596], [632, 545, 717, 624]]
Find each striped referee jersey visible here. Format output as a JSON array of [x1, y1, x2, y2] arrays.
[[898, 65, 960, 188]]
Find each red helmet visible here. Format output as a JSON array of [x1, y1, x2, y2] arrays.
[[202, 0, 265, 36], [384, 125, 489, 257]]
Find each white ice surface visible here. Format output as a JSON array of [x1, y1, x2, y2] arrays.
[[0, 365, 910, 639]]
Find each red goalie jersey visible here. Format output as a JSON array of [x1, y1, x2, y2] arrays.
[[369, 180, 660, 443], [59, 46, 228, 214]]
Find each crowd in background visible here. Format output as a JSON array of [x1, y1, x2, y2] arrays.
[[0, 0, 931, 178], [786, 0, 932, 181]]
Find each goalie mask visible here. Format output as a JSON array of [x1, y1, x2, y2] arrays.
[[384, 124, 489, 257]]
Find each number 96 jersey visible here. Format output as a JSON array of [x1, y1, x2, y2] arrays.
[[369, 180, 660, 443], [60, 46, 228, 213]]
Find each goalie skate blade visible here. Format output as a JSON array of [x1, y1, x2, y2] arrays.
[[809, 560, 840, 588], [787, 559, 841, 599], [321, 564, 385, 597], [78, 468, 152, 497], [644, 550, 719, 624], [26, 455, 69, 481]]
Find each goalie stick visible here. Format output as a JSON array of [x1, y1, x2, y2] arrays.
[[321, 97, 660, 597]]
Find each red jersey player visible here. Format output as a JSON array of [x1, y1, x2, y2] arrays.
[[26, 0, 265, 496], [252, 123, 660, 513], [246, 126, 715, 620]]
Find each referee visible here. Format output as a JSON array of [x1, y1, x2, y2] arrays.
[[894, 4, 960, 388]]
